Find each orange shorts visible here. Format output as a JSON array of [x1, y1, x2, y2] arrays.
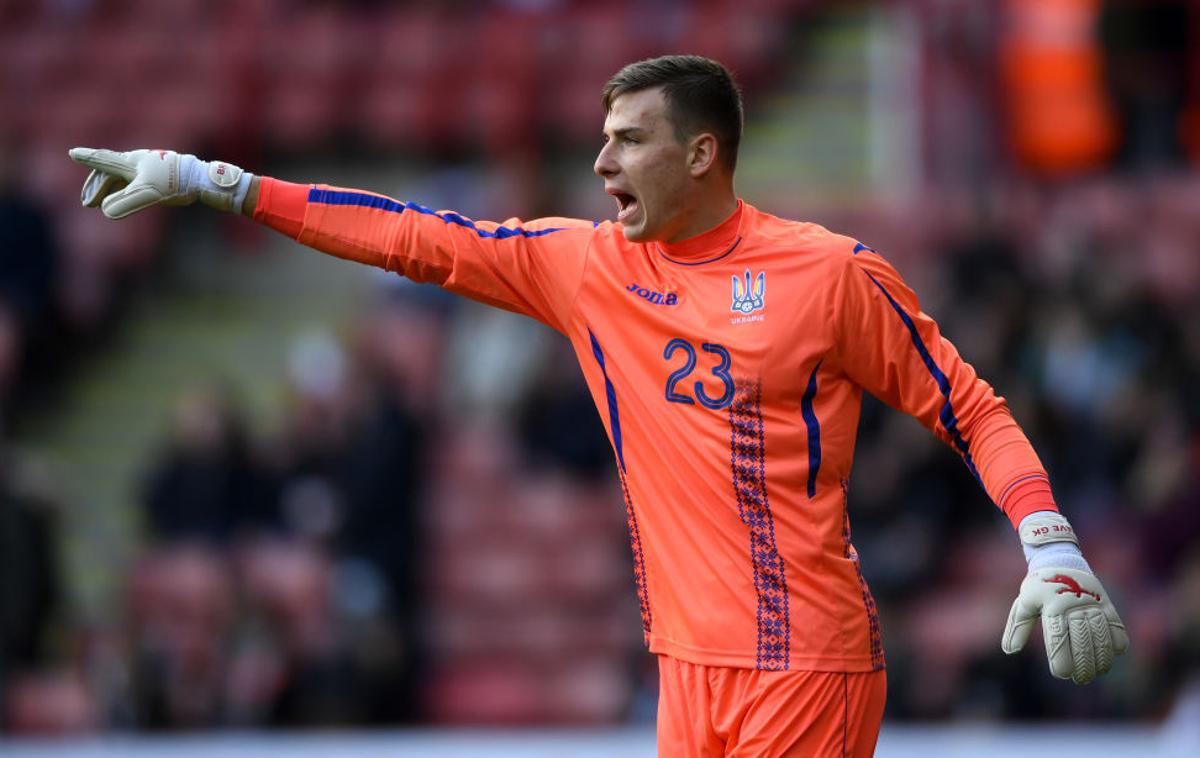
[[656, 655, 887, 757]]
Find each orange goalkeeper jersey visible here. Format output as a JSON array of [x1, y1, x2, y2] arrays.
[[255, 179, 1058, 672]]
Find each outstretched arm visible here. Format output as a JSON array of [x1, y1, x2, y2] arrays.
[[70, 147, 597, 332]]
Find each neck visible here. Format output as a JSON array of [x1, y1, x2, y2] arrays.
[[657, 197, 745, 263], [663, 188, 739, 244]]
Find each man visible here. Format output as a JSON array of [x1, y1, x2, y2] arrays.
[[70, 55, 1127, 756]]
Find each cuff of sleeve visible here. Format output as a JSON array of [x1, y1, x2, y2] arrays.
[[253, 177, 309, 239], [1000, 475, 1058, 529]]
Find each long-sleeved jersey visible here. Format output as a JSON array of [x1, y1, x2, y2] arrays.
[[255, 178, 1058, 672]]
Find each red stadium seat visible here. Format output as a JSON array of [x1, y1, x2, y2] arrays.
[[546, 535, 629, 605], [427, 532, 549, 607], [3, 670, 100, 735], [425, 658, 547, 725], [358, 76, 442, 150], [257, 5, 364, 149], [545, 653, 631, 723]]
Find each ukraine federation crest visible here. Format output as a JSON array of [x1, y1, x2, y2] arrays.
[[731, 270, 765, 314]]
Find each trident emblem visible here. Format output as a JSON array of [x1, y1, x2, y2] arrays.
[[731, 270, 765, 314]]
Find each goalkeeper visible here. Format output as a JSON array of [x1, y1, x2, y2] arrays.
[[70, 55, 1127, 756]]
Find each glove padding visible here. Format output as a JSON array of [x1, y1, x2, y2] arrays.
[[1002, 565, 1129, 684], [69, 147, 250, 219]]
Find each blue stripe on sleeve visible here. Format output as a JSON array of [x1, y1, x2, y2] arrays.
[[588, 329, 626, 473], [863, 270, 982, 484], [800, 359, 823, 498], [307, 188, 568, 239]]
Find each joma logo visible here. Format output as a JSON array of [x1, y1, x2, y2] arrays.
[[626, 282, 678, 306]]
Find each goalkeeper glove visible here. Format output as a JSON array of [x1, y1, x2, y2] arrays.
[[68, 147, 252, 219], [1001, 511, 1129, 684]]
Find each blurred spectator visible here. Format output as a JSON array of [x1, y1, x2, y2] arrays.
[[335, 298, 438, 610], [266, 298, 445, 723], [0, 448, 62, 686], [0, 142, 61, 420], [1100, 0, 1193, 171], [141, 381, 279, 542], [0, 150, 58, 333], [125, 544, 234, 729], [233, 539, 360, 726], [332, 303, 438, 723], [1000, 0, 1118, 176], [516, 339, 613, 482], [0, 304, 23, 415]]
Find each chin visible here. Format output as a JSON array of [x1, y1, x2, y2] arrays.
[[619, 221, 651, 243]]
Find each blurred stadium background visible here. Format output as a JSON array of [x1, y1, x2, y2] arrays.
[[1, 0, 1198, 755]]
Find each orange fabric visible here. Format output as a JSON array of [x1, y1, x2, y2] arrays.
[[257, 185, 1060, 671], [656, 654, 886, 757], [253, 177, 307, 239], [996, 472, 1057, 524]]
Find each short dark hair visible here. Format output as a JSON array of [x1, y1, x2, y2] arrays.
[[601, 55, 744, 170]]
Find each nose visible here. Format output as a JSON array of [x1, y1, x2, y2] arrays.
[[594, 141, 617, 178]]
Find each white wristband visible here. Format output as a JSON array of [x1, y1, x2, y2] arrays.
[[182, 154, 253, 214], [1018, 510, 1091, 573]]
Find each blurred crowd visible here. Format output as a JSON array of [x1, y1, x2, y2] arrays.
[[3, 0, 1200, 737], [4, 280, 645, 730], [849, 172, 1200, 721]]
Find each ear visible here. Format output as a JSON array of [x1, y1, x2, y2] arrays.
[[687, 132, 720, 178]]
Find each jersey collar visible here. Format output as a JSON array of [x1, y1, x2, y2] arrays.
[[656, 200, 745, 266]]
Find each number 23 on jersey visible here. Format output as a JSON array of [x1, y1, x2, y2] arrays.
[[663, 338, 734, 410]]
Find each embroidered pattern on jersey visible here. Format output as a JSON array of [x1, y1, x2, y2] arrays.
[[842, 480, 885, 670], [729, 379, 790, 670], [588, 329, 651, 643], [618, 468, 653, 644]]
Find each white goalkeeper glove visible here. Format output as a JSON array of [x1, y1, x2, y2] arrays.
[[68, 147, 252, 219], [1001, 511, 1129, 684]]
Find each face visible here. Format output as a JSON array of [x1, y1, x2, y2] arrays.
[[594, 87, 695, 243]]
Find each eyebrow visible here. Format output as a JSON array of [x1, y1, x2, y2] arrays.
[[606, 126, 647, 139]]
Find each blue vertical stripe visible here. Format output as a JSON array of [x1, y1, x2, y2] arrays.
[[587, 328, 651, 641], [800, 360, 823, 498], [863, 271, 981, 484], [588, 329, 625, 473]]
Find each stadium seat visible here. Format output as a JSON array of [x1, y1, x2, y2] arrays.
[[545, 653, 630, 723], [425, 658, 546, 725], [3, 669, 100, 735]]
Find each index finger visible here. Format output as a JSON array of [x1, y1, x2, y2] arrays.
[[68, 148, 138, 181]]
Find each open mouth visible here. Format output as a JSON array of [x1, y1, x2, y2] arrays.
[[609, 190, 640, 223]]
